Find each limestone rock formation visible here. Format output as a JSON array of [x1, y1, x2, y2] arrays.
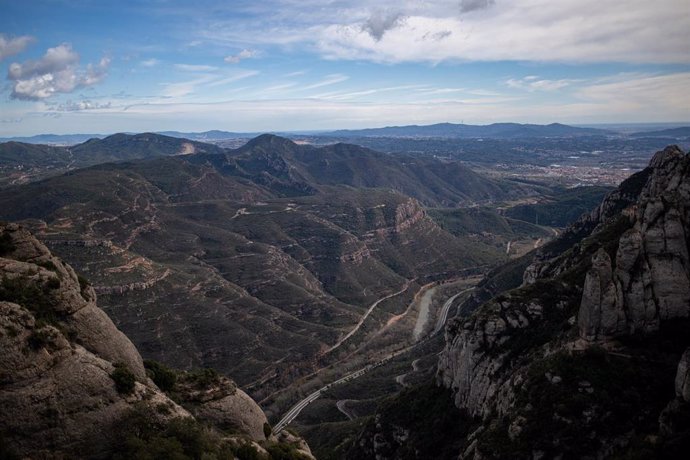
[[431, 146, 690, 458], [577, 145, 690, 342], [0, 223, 312, 458], [676, 348, 690, 403]]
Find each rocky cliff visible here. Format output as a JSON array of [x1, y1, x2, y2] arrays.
[[0, 223, 313, 459], [351, 146, 690, 459], [436, 146, 690, 458]]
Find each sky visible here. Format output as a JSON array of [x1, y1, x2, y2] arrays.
[[0, 0, 689, 136]]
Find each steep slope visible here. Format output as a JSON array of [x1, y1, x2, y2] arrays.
[[0, 223, 313, 459], [0, 136, 505, 397], [351, 146, 690, 459]]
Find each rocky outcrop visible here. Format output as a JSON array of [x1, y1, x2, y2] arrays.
[[0, 300, 189, 457], [577, 146, 690, 341], [676, 348, 690, 403], [0, 223, 312, 458], [0, 223, 146, 379], [578, 248, 626, 341], [437, 295, 547, 417], [432, 147, 690, 459]]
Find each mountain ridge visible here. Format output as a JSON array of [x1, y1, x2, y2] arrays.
[[322, 122, 613, 139]]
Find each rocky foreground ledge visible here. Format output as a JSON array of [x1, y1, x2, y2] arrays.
[[0, 223, 313, 459]]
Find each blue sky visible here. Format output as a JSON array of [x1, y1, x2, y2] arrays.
[[1, 0, 689, 135]]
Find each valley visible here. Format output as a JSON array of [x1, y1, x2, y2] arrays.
[[1, 128, 686, 459]]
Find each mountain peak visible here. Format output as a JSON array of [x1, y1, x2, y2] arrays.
[[244, 133, 296, 149], [649, 144, 685, 168]]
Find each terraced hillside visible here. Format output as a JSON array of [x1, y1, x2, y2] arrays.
[[0, 134, 542, 399]]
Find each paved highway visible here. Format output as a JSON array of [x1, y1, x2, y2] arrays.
[[433, 287, 474, 335], [273, 286, 474, 434]]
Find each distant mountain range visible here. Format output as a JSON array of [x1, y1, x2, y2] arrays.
[[10, 122, 690, 145], [321, 122, 613, 138], [629, 126, 690, 138], [0, 130, 257, 145]]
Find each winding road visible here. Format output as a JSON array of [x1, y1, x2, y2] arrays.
[[433, 287, 475, 335], [273, 285, 476, 434], [324, 280, 414, 355], [272, 355, 398, 434]]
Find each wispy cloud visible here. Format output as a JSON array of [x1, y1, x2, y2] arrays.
[[284, 70, 307, 77], [206, 70, 259, 88], [301, 74, 349, 90], [224, 49, 256, 64], [175, 63, 218, 72], [140, 58, 160, 67], [197, 1, 690, 65], [54, 99, 112, 111], [506, 76, 579, 91], [0, 34, 35, 61]]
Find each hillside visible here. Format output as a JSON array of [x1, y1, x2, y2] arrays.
[[0, 223, 313, 459], [190, 133, 533, 206], [0, 132, 225, 186], [0, 134, 534, 400], [349, 145, 690, 459]]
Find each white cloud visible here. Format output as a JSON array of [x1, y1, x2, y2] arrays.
[[577, 72, 690, 114], [301, 74, 349, 90], [140, 58, 160, 67], [459, 0, 495, 13], [161, 75, 217, 97], [55, 100, 112, 111], [199, 0, 690, 64], [224, 49, 256, 64], [7, 44, 110, 100], [175, 63, 219, 72], [506, 76, 578, 91], [362, 10, 406, 41], [0, 34, 35, 61], [160, 69, 259, 97]]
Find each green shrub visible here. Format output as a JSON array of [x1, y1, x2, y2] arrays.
[[113, 405, 234, 460], [263, 422, 272, 439], [0, 275, 59, 325], [145, 359, 178, 392], [44, 277, 60, 290], [0, 232, 16, 257], [0, 431, 20, 460], [233, 443, 261, 460], [265, 442, 310, 460], [111, 363, 136, 395], [36, 260, 57, 271], [27, 328, 52, 350], [186, 368, 220, 389]]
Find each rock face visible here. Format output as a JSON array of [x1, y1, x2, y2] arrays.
[[577, 146, 690, 341], [0, 223, 312, 458], [431, 146, 690, 458], [0, 223, 146, 379], [675, 348, 690, 402]]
